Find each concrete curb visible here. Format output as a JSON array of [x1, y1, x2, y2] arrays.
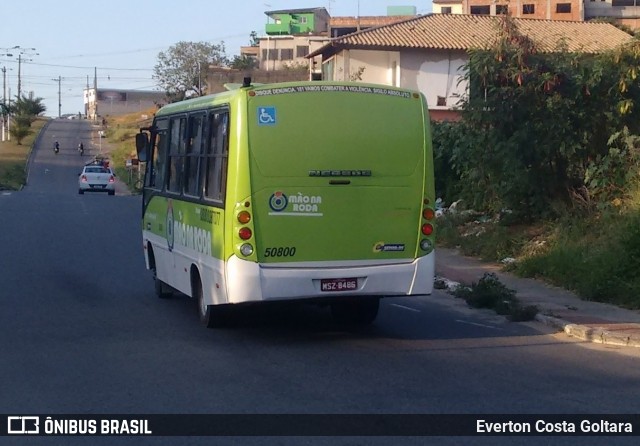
[[437, 275, 640, 349], [535, 314, 640, 348]]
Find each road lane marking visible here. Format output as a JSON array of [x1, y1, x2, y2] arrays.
[[455, 319, 502, 330], [389, 303, 421, 313]]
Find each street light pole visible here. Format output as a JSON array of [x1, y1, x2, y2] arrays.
[[17, 54, 21, 98], [1, 66, 6, 141], [14, 47, 38, 98], [0, 58, 12, 142]]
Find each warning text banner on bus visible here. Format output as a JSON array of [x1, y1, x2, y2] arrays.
[[2, 414, 639, 436]]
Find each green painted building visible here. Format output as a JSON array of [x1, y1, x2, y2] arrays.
[[265, 7, 330, 35]]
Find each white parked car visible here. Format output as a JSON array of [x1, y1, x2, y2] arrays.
[[78, 165, 115, 195]]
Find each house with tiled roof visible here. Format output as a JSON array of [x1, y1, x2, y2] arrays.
[[308, 14, 633, 120], [256, 7, 415, 76]]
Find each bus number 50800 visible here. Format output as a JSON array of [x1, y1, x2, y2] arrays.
[[264, 247, 296, 258]]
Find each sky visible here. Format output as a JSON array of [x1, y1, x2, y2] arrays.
[[0, 0, 433, 117]]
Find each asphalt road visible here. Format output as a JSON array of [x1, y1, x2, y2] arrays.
[[1, 120, 639, 446]]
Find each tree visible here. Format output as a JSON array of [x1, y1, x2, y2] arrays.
[[9, 122, 31, 145], [249, 31, 260, 47], [153, 41, 229, 102], [7, 95, 46, 144], [434, 14, 640, 220], [229, 55, 258, 70], [12, 95, 46, 122]]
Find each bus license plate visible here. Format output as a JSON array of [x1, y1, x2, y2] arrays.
[[320, 278, 357, 292]]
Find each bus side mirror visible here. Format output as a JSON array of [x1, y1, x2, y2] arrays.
[[135, 133, 150, 162]]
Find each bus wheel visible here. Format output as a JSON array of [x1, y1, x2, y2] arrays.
[[194, 275, 223, 328], [153, 268, 172, 299], [331, 297, 380, 325]]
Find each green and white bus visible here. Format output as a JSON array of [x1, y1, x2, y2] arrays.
[[135, 80, 436, 327]]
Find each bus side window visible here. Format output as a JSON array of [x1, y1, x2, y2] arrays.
[[149, 128, 168, 189], [184, 114, 204, 197], [167, 116, 187, 193], [203, 111, 229, 202]]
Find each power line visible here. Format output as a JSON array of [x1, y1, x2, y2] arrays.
[[20, 61, 153, 71]]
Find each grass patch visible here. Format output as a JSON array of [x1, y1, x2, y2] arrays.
[[515, 211, 640, 309], [453, 273, 538, 322], [102, 109, 155, 193], [0, 118, 48, 190], [437, 206, 640, 309], [436, 211, 537, 262]]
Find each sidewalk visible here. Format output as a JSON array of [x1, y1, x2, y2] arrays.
[[435, 248, 640, 349]]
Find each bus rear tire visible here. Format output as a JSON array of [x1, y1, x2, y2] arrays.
[[331, 297, 380, 325], [153, 269, 172, 299], [194, 274, 225, 328]]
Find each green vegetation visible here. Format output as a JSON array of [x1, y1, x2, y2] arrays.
[[7, 96, 47, 145], [102, 110, 154, 193], [154, 41, 229, 101], [0, 118, 47, 190], [434, 16, 640, 309], [452, 273, 539, 322]]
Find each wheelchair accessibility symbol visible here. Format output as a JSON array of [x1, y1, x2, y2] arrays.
[[258, 107, 276, 126]]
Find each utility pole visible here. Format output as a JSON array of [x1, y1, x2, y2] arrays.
[[15, 47, 38, 98], [1, 66, 6, 141], [52, 76, 62, 118], [94, 67, 98, 121], [0, 48, 14, 142], [17, 55, 21, 97], [6, 87, 11, 141]]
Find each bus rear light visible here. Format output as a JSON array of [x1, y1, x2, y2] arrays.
[[240, 243, 254, 256], [423, 198, 430, 205], [237, 211, 251, 224], [420, 239, 434, 252], [421, 223, 433, 236], [239, 227, 252, 240], [423, 208, 435, 220]]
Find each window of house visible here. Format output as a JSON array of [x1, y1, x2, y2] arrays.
[[323, 59, 335, 81], [280, 48, 294, 60], [496, 5, 509, 14], [299, 16, 308, 24], [556, 3, 571, 12], [523, 4, 535, 14], [612, 0, 634, 5], [441, 7, 452, 13], [470, 5, 491, 14], [296, 45, 309, 57]]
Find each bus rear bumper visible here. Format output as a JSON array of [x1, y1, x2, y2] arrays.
[[225, 253, 435, 304]]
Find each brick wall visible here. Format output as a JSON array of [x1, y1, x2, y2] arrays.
[[464, 0, 582, 22]]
